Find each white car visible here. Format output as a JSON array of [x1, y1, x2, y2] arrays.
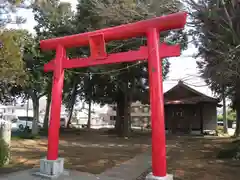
[[32, 117, 66, 128], [16, 116, 34, 130]]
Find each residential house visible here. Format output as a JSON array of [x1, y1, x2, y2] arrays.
[[109, 101, 150, 129], [0, 105, 33, 117]]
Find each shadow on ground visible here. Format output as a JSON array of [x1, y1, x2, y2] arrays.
[[4, 129, 151, 175], [137, 135, 240, 180], [166, 136, 240, 180]]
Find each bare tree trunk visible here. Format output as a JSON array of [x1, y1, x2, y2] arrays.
[[115, 87, 125, 136], [87, 100, 92, 129], [234, 84, 240, 136], [86, 73, 93, 129], [128, 91, 133, 132], [32, 96, 39, 135], [235, 102, 240, 136], [115, 100, 122, 135], [25, 98, 29, 129], [66, 80, 78, 128], [122, 93, 130, 137], [43, 92, 51, 130], [128, 105, 132, 132], [222, 88, 228, 133]]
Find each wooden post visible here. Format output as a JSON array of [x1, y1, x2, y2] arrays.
[[147, 28, 167, 177], [47, 45, 65, 160]]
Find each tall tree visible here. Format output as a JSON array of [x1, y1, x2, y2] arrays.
[[187, 0, 240, 135], [74, 0, 186, 136], [21, 34, 48, 135], [33, 0, 75, 129]]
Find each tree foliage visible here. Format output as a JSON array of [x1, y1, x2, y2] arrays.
[[187, 0, 240, 92], [218, 109, 236, 122], [0, 29, 28, 104], [0, 29, 25, 81]]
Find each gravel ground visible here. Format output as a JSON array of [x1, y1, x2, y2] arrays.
[[136, 168, 151, 180], [135, 168, 182, 180]]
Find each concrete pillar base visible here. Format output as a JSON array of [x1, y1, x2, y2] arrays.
[[33, 158, 65, 179], [146, 172, 173, 180]]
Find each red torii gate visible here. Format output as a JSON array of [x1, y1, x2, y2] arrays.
[[40, 12, 187, 179]]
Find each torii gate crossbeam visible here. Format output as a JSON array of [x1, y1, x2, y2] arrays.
[[40, 12, 187, 180]]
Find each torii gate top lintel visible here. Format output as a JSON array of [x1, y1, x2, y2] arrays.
[[40, 12, 187, 51], [41, 12, 187, 73]]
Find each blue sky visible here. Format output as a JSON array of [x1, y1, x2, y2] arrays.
[[6, 0, 213, 97]]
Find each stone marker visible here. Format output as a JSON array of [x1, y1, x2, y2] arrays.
[[0, 121, 11, 165]]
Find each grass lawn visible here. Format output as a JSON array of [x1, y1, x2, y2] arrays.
[[0, 129, 151, 174]]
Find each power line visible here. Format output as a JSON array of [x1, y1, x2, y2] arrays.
[[183, 81, 208, 87], [164, 80, 208, 87], [27, 39, 198, 76], [62, 54, 198, 76], [65, 61, 144, 75]]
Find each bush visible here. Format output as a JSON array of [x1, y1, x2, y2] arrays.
[[11, 130, 40, 140], [17, 131, 40, 139], [217, 140, 240, 159], [0, 138, 10, 167]]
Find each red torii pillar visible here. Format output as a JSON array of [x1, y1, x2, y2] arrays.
[[40, 12, 187, 179]]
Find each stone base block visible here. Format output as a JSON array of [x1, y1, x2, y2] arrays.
[[146, 172, 173, 180], [34, 158, 65, 179]]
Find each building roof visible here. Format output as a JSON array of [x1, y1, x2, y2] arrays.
[[164, 81, 219, 105]]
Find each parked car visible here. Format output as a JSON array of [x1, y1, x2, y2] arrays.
[[38, 117, 66, 128], [217, 121, 224, 127], [15, 116, 33, 130], [11, 116, 42, 131]]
